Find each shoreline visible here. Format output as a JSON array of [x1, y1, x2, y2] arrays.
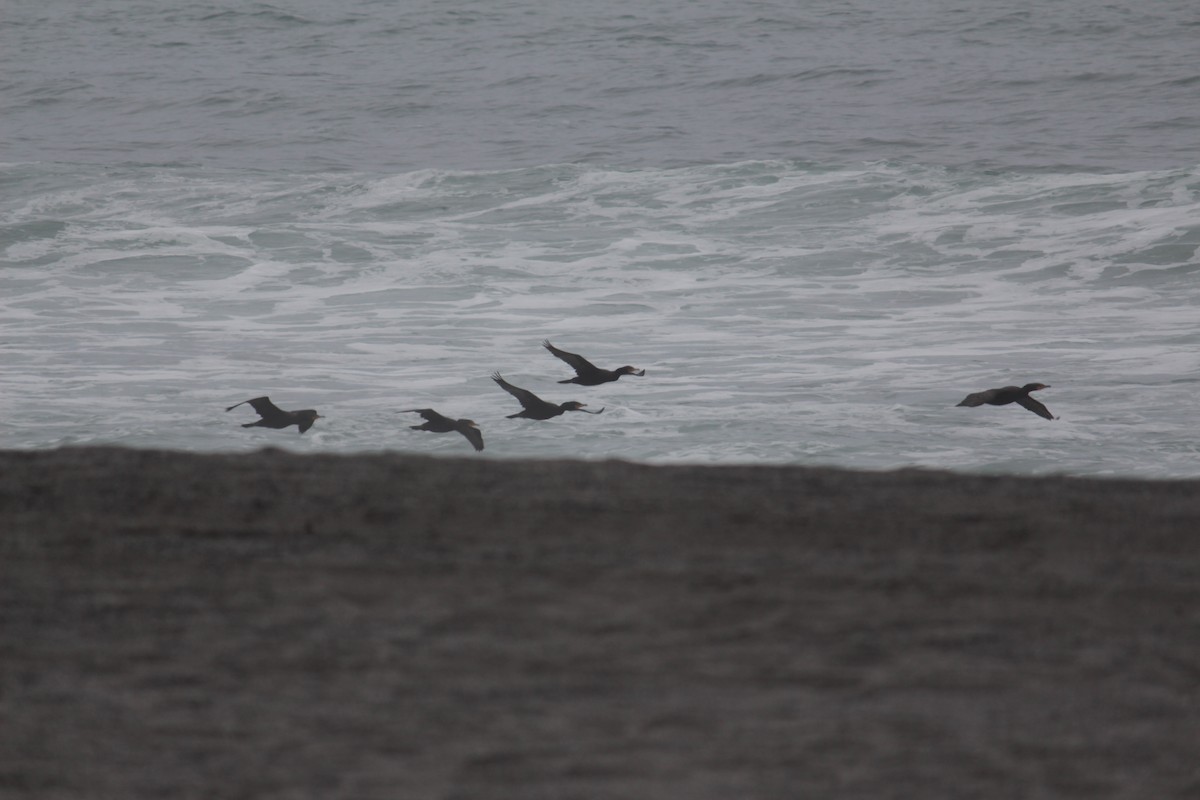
[[3, 447, 1199, 798]]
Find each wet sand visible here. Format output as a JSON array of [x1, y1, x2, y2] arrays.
[[2, 446, 1198, 799]]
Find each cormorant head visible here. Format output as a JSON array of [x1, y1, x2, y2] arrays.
[[297, 410, 322, 433], [562, 402, 604, 414]]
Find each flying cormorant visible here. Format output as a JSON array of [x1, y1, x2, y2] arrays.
[[226, 397, 323, 433], [956, 383, 1056, 420], [403, 408, 484, 451], [492, 372, 604, 420], [542, 340, 645, 385]]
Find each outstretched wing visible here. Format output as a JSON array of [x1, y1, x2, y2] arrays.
[[542, 340, 598, 375], [458, 424, 485, 452], [492, 372, 542, 410], [226, 396, 286, 420], [402, 408, 447, 424], [1016, 395, 1055, 420]]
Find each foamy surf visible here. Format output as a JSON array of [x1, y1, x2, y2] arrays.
[[3, 161, 1199, 476]]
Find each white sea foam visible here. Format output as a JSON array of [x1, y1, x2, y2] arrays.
[[2, 160, 1199, 476]]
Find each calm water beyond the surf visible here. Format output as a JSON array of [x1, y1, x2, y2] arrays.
[[3, 0, 1199, 477]]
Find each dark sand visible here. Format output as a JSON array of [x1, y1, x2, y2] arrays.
[[2, 447, 1198, 799]]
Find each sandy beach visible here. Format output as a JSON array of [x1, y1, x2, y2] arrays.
[[2, 446, 1198, 799]]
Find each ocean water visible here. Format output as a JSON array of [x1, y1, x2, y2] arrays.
[[3, 0, 1199, 477]]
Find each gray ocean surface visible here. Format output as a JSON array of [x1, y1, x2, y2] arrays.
[[3, 0, 1199, 477]]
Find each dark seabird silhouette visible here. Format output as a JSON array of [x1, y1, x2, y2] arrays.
[[492, 372, 604, 420], [542, 340, 645, 385], [403, 408, 484, 452], [956, 383, 1056, 420], [225, 397, 322, 433]]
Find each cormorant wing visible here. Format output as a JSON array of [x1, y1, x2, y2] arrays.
[[402, 408, 449, 424], [1016, 395, 1055, 420], [543, 340, 598, 375], [457, 423, 485, 452], [226, 396, 287, 421], [492, 372, 544, 410], [297, 415, 317, 433]]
